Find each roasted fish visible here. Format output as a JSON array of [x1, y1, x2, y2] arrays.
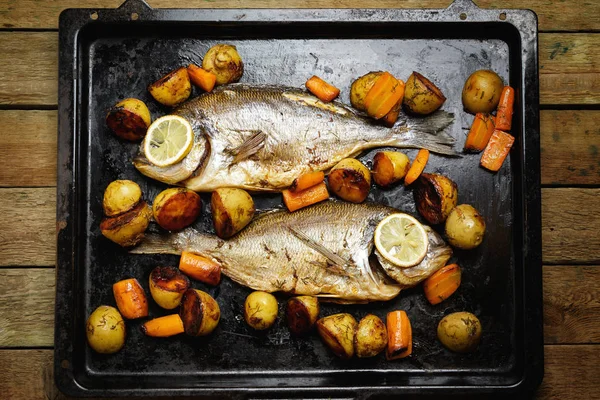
[[132, 201, 452, 303], [134, 84, 456, 192]]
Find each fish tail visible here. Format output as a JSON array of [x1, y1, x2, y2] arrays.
[[392, 110, 457, 155], [129, 228, 206, 255]]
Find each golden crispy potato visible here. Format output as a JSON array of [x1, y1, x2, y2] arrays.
[[355, 314, 388, 358], [286, 296, 320, 335], [202, 44, 244, 85], [149, 266, 190, 310], [316, 313, 358, 359], [462, 70, 504, 114], [403, 72, 446, 115], [437, 312, 482, 353], [100, 201, 152, 247], [211, 188, 255, 239], [372, 151, 410, 187], [350, 71, 384, 111], [103, 180, 142, 217], [445, 204, 486, 249], [179, 289, 221, 336], [105, 98, 151, 141], [413, 173, 458, 225], [244, 291, 279, 331], [86, 305, 126, 354], [153, 188, 202, 231], [328, 158, 371, 203], [148, 67, 192, 107]]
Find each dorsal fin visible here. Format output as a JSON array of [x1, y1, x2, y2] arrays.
[[227, 130, 267, 164]]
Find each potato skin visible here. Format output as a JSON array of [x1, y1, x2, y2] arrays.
[[403, 72, 446, 115], [202, 44, 244, 85], [105, 98, 151, 141], [445, 204, 486, 249], [316, 313, 358, 359], [372, 151, 410, 187], [355, 314, 388, 358], [286, 296, 320, 335], [244, 291, 279, 330], [100, 201, 152, 247], [413, 173, 458, 225], [148, 67, 192, 107], [328, 158, 371, 203], [350, 71, 384, 111], [103, 180, 142, 217], [211, 188, 255, 239], [437, 312, 482, 353], [180, 289, 221, 336], [149, 266, 190, 310], [153, 188, 202, 231], [462, 70, 504, 113], [86, 305, 126, 354]]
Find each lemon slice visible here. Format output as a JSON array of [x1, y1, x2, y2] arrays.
[[374, 213, 429, 268], [143, 115, 194, 167]]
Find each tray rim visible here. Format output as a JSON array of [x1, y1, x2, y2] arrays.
[[54, 0, 543, 397]]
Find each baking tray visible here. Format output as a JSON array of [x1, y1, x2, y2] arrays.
[[55, 0, 543, 397]]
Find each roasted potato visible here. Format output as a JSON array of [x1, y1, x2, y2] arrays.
[[86, 305, 126, 354], [372, 151, 410, 187], [413, 173, 458, 225], [355, 314, 388, 358], [403, 72, 446, 115], [350, 71, 384, 111], [445, 204, 486, 249], [316, 313, 358, 359], [105, 98, 151, 141], [100, 201, 152, 247], [244, 291, 278, 331], [153, 188, 202, 231], [103, 180, 142, 217], [202, 44, 244, 85], [462, 70, 504, 114], [149, 266, 191, 310], [286, 296, 320, 335], [148, 67, 192, 107], [437, 312, 482, 353], [328, 158, 371, 203], [179, 289, 221, 336], [211, 188, 255, 239]]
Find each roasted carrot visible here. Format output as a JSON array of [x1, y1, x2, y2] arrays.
[[383, 95, 405, 127], [480, 129, 515, 172], [179, 251, 221, 286], [404, 149, 429, 185], [141, 314, 185, 338], [283, 181, 329, 212], [112, 278, 148, 319], [305, 76, 340, 102], [495, 86, 515, 131], [464, 113, 495, 152], [386, 310, 412, 360], [423, 264, 461, 305], [187, 64, 217, 92], [289, 171, 325, 193], [364, 72, 404, 120]]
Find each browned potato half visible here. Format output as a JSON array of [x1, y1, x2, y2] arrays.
[[316, 313, 358, 359], [202, 44, 244, 85], [462, 70, 504, 114], [153, 188, 202, 231], [413, 173, 458, 225], [86, 305, 126, 354], [103, 179, 142, 217], [437, 312, 482, 353], [148, 67, 192, 107], [328, 158, 371, 203], [350, 71, 384, 111], [244, 291, 279, 331], [149, 266, 191, 310], [100, 201, 152, 247], [445, 204, 486, 249], [372, 151, 410, 187], [286, 296, 320, 335], [403, 72, 446, 115], [179, 289, 221, 336], [211, 188, 255, 239], [105, 98, 151, 141], [355, 314, 388, 358]]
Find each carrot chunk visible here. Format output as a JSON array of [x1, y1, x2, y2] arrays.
[[422, 264, 461, 305], [480, 129, 515, 172], [187, 64, 217, 92], [364, 72, 405, 120], [404, 149, 429, 185], [386, 310, 412, 360], [305, 76, 340, 102], [179, 251, 221, 286], [289, 171, 325, 193], [383, 96, 404, 127], [495, 86, 515, 131], [112, 278, 148, 319], [141, 314, 185, 337], [282, 182, 329, 212], [464, 113, 495, 152]]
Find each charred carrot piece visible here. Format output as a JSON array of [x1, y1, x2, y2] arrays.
[[464, 113, 495, 152], [283, 182, 329, 212], [423, 264, 461, 305], [364, 72, 405, 120], [187, 64, 217, 92], [179, 251, 221, 286], [141, 314, 185, 337], [383, 96, 404, 127], [480, 129, 515, 172], [112, 278, 148, 319], [495, 86, 515, 131], [404, 149, 429, 185], [305, 76, 340, 102], [289, 171, 325, 193], [386, 310, 412, 360]]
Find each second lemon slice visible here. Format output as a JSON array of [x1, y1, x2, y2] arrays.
[[374, 213, 429, 268], [143, 115, 194, 167]]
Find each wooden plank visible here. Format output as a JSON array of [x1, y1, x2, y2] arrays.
[[0, 111, 57, 187], [0, 188, 56, 266]]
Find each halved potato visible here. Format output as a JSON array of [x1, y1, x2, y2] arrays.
[[103, 179, 142, 217], [153, 188, 202, 231], [244, 291, 278, 331], [286, 296, 320, 335], [105, 98, 151, 141], [350, 71, 384, 111], [403, 72, 446, 115], [148, 67, 192, 107], [202, 44, 244, 85], [179, 289, 221, 336], [211, 188, 255, 239], [149, 266, 190, 310], [372, 151, 410, 187], [100, 201, 152, 247], [413, 173, 458, 225], [316, 313, 357, 359], [355, 314, 388, 358], [328, 158, 371, 203]]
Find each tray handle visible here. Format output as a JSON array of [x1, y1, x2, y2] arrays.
[[117, 0, 152, 13], [445, 0, 483, 15]]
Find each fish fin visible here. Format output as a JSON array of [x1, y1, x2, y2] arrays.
[[309, 261, 351, 277], [288, 226, 349, 268], [393, 110, 458, 156], [227, 130, 267, 163], [355, 253, 378, 285]]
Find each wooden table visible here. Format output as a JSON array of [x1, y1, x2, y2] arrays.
[[0, 0, 598, 398]]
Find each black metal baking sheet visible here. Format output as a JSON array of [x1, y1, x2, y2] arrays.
[[55, 0, 543, 397]]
